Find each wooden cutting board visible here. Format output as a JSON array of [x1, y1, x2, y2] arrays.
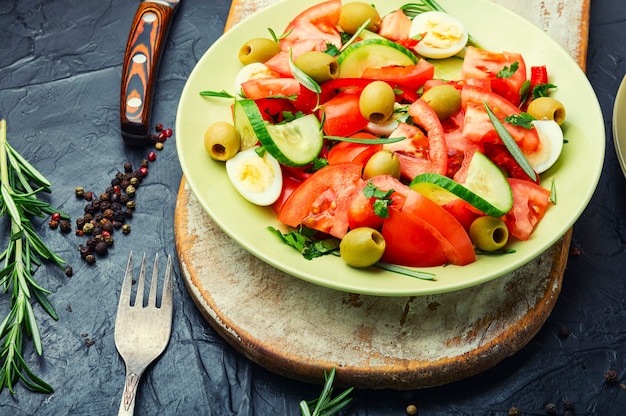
[[174, 0, 588, 389]]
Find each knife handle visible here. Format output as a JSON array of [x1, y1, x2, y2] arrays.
[[120, 1, 178, 146]]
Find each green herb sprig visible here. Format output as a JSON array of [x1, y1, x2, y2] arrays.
[[0, 119, 68, 394], [300, 368, 354, 416]]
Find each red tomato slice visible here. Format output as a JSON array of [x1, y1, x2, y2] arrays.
[[320, 91, 369, 137], [401, 191, 476, 266], [347, 175, 409, 230], [327, 132, 382, 167], [461, 46, 527, 106], [271, 173, 303, 215], [254, 98, 297, 123], [461, 85, 540, 152], [381, 206, 449, 267], [241, 78, 301, 100], [502, 178, 552, 240], [378, 9, 412, 42], [384, 99, 448, 179], [441, 198, 482, 233], [361, 60, 435, 91], [265, 0, 342, 76], [483, 143, 538, 183], [277, 163, 364, 239]]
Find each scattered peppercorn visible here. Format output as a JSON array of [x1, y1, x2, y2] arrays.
[[83, 191, 93, 201], [65, 266, 74, 277], [155, 142, 164, 151], [155, 123, 163, 132], [605, 369, 619, 384], [508, 407, 520, 416], [85, 338, 95, 347], [59, 220, 72, 233], [48, 219, 59, 230], [83, 222, 94, 235], [405, 404, 417, 415], [51, 212, 61, 221], [122, 224, 131, 234], [563, 399, 574, 411], [75, 186, 84, 197], [148, 151, 156, 162], [559, 325, 570, 338], [85, 254, 96, 265], [94, 241, 109, 256], [545, 403, 557, 415]]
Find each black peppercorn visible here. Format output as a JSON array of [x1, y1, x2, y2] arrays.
[[78, 245, 91, 259], [85, 254, 96, 265], [60, 220, 72, 233], [84, 203, 96, 214], [124, 162, 133, 173], [544, 403, 556, 415], [95, 241, 108, 256], [83, 213, 93, 223], [605, 369, 619, 384], [65, 266, 73, 277], [76, 217, 85, 229], [563, 399, 574, 411]]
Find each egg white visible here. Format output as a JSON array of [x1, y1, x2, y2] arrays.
[[524, 120, 564, 174], [234, 62, 277, 96], [409, 11, 469, 59], [225, 146, 283, 206]]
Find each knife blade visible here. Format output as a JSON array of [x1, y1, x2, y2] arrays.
[[612, 74, 626, 178], [120, 0, 180, 146]]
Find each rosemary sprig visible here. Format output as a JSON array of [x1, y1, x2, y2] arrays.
[[300, 368, 354, 416], [0, 119, 67, 394]]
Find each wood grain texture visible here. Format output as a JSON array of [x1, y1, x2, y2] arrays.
[[174, 0, 587, 388]]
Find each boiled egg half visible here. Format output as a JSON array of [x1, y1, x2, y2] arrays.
[[524, 119, 564, 174], [225, 146, 283, 206], [409, 11, 469, 59]]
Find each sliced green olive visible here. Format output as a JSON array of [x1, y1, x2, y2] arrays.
[[363, 150, 401, 179], [527, 97, 566, 125], [469, 216, 509, 252], [204, 121, 241, 161], [359, 81, 396, 123], [340, 227, 386, 268], [238, 38, 281, 65], [421, 84, 462, 120], [294, 51, 339, 84], [339, 2, 382, 34]]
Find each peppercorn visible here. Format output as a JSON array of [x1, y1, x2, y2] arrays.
[[155, 142, 164, 151], [59, 220, 72, 233], [119, 194, 129, 204], [105, 236, 114, 246], [102, 221, 114, 233], [103, 208, 114, 219], [94, 212, 104, 222], [75, 186, 85, 197], [139, 166, 148, 177], [112, 220, 123, 229], [83, 213, 93, 223], [124, 209, 133, 219], [163, 128, 172, 138], [126, 200, 136, 210], [86, 238, 97, 249], [48, 219, 59, 229], [559, 325, 570, 338], [157, 131, 167, 142], [78, 245, 91, 259], [405, 404, 417, 415], [91, 199, 100, 210], [148, 151, 156, 162], [544, 403, 557, 415], [51, 212, 61, 221], [124, 162, 133, 173], [75, 229, 84, 236], [83, 191, 93, 201], [155, 123, 163, 132], [129, 177, 139, 186], [65, 266, 74, 277], [120, 179, 130, 190], [95, 241, 108, 256], [563, 399, 574, 411], [99, 192, 110, 202], [122, 224, 131, 234], [84, 203, 96, 214], [605, 369, 618, 384], [82, 222, 95, 234], [85, 254, 96, 265], [508, 407, 520, 416], [125, 185, 136, 197], [100, 201, 111, 211], [76, 217, 85, 229]]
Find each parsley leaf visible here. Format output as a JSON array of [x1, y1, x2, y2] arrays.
[[362, 182, 394, 218], [532, 83, 558, 99], [504, 112, 536, 129], [268, 226, 339, 260], [496, 61, 519, 79]]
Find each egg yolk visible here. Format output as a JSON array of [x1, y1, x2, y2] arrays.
[[421, 18, 464, 50], [235, 157, 276, 193]]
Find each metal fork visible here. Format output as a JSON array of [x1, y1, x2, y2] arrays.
[[114, 252, 174, 416]]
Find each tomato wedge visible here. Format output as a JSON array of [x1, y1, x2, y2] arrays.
[[361, 60, 435, 91], [501, 178, 552, 240], [461, 46, 527, 106], [277, 163, 363, 239], [347, 175, 409, 230], [384, 99, 448, 179], [320, 91, 369, 137], [461, 85, 540, 152], [240, 78, 300, 100], [327, 133, 382, 167]]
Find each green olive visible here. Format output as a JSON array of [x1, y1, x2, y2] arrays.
[[421, 84, 462, 120], [340, 227, 386, 268], [363, 150, 401, 180], [359, 81, 396, 123], [469, 216, 509, 252], [294, 51, 339, 84], [339, 2, 382, 34], [204, 121, 241, 161], [238, 38, 281, 65], [527, 97, 566, 125]]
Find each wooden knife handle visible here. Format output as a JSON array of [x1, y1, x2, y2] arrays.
[[120, 1, 178, 146]]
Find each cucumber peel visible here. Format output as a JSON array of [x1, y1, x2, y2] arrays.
[[410, 151, 513, 217], [233, 99, 323, 167], [337, 38, 418, 78]]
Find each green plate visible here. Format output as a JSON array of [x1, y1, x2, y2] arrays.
[[176, 0, 604, 296]]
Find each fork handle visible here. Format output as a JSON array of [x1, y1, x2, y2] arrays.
[[118, 370, 144, 416]]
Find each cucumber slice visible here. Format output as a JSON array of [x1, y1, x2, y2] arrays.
[[233, 99, 323, 167], [430, 56, 464, 80], [409, 151, 513, 217], [337, 38, 418, 78]]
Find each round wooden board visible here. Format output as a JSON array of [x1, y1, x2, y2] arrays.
[[174, 178, 571, 389]]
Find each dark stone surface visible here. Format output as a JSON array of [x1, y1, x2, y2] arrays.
[[0, 0, 625, 414]]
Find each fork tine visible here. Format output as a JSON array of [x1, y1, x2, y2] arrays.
[[160, 255, 174, 312], [147, 253, 159, 307], [118, 251, 134, 308], [134, 253, 148, 307]]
